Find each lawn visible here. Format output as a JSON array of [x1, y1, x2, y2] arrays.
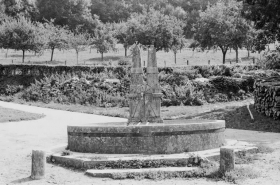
[[0, 43, 265, 66], [0, 96, 253, 121], [0, 106, 44, 123]]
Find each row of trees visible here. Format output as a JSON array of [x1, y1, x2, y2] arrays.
[[0, 6, 186, 63], [0, 16, 116, 63], [0, 0, 278, 64]]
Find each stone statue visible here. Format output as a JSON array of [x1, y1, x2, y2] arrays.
[[128, 45, 163, 125]]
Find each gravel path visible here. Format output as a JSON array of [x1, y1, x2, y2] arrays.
[[0, 101, 280, 185]]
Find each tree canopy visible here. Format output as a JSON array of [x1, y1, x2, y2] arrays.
[[243, 0, 280, 41], [127, 9, 186, 52], [36, 0, 98, 31]]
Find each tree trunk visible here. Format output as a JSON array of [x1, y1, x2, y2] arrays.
[[22, 50, 25, 63], [101, 52, 104, 61], [174, 52, 177, 64], [5, 49, 8, 58], [51, 48, 54, 61], [247, 49, 250, 58], [235, 47, 238, 63], [125, 47, 127, 57], [220, 46, 228, 64], [222, 52, 226, 64], [31, 150, 46, 180], [76, 51, 79, 64]]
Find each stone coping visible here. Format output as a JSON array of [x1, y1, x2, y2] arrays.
[[68, 119, 225, 133]]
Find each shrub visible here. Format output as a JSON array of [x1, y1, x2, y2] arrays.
[[0, 84, 23, 96], [118, 58, 131, 66], [260, 49, 280, 69]]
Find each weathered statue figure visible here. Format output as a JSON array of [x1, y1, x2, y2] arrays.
[[128, 45, 163, 125]]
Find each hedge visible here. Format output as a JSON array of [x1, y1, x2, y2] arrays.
[[0, 64, 260, 78]]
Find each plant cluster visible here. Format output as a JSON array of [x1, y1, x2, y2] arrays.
[[0, 64, 262, 107], [21, 74, 129, 107]]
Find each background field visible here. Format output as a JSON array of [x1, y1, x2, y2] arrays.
[[0, 44, 265, 67]]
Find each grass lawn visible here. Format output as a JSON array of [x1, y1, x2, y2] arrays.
[[0, 44, 266, 66], [0, 96, 253, 119], [0, 106, 44, 123]]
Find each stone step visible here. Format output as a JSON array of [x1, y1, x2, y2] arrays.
[[48, 140, 257, 170], [85, 166, 198, 178]]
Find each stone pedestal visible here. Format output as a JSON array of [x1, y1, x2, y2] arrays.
[[31, 150, 46, 180], [220, 147, 235, 173]]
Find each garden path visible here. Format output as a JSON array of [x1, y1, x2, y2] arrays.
[[0, 101, 280, 185]]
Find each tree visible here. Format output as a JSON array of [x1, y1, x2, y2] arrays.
[[114, 22, 136, 57], [127, 9, 186, 52], [243, 0, 280, 42], [193, 0, 250, 64], [171, 32, 186, 64], [44, 20, 70, 61], [243, 23, 259, 57], [92, 24, 116, 60], [68, 29, 91, 64], [0, 16, 46, 62]]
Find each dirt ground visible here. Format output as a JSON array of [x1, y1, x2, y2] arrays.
[[0, 101, 280, 185]]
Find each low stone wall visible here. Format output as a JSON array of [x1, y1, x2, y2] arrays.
[[254, 77, 280, 119]]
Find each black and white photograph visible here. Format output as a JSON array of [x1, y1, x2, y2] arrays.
[[0, 0, 279, 184]]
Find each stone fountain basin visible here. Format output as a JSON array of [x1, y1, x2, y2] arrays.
[[68, 120, 225, 154]]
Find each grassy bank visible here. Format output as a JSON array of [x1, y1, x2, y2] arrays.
[[0, 106, 44, 123]]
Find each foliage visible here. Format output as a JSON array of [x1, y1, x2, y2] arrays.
[[118, 58, 131, 66], [114, 21, 136, 56], [261, 47, 280, 69], [68, 29, 91, 64], [21, 74, 129, 107], [92, 24, 116, 60], [127, 8, 186, 52], [0, 16, 46, 62], [43, 20, 71, 61], [194, 0, 250, 64], [243, 23, 261, 56], [36, 0, 98, 32], [243, 0, 280, 42], [1, 0, 39, 20], [90, 0, 131, 23], [0, 64, 260, 107]]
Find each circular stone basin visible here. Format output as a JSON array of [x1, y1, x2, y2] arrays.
[[67, 120, 225, 154]]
